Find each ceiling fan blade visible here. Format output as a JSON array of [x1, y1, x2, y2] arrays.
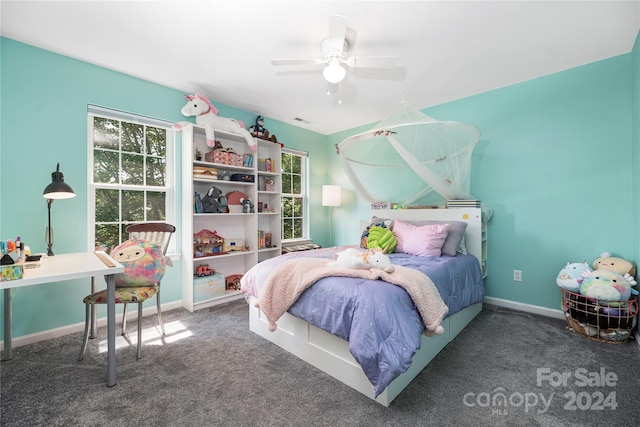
[[271, 59, 324, 66], [327, 14, 348, 50], [346, 56, 398, 68]]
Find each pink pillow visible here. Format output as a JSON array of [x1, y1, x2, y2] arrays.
[[393, 220, 450, 257]]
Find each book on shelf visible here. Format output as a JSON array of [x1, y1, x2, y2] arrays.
[[257, 157, 272, 172], [194, 192, 204, 213], [446, 199, 481, 208], [370, 202, 391, 210]]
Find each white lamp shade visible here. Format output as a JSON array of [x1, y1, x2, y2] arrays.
[[322, 185, 341, 207]]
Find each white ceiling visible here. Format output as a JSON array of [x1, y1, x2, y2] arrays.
[[2, 1, 639, 135]]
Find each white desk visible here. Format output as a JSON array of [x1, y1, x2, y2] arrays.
[[1, 252, 124, 387]]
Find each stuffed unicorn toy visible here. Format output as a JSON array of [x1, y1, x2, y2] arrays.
[[173, 94, 257, 151], [328, 248, 395, 273]]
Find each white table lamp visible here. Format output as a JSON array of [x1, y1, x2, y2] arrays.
[[322, 185, 341, 246]]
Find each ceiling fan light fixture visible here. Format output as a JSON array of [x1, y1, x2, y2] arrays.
[[323, 60, 346, 84]]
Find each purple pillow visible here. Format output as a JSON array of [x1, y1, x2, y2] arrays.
[[393, 220, 450, 257]]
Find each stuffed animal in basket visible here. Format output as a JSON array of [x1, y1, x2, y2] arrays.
[[579, 269, 638, 302], [172, 94, 257, 151], [556, 261, 590, 291], [574, 271, 638, 338], [328, 248, 394, 273], [110, 238, 168, 287], [592, 252, 636, 277]]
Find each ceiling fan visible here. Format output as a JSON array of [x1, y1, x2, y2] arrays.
[[271, 14, 398, 84]]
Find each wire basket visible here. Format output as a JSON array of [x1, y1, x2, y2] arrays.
[[561, 289, 638, 344]]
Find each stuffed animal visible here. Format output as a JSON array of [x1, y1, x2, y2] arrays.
[[241, 197, 254, 213], [172, 94, 257, 151], [556, 261, 590, 291], [360, 221, 391, 250], [202, 186, 223, 213], [364, 226, 397, 254], [592, 252, 636, 277], [328, 248, 395, 273], [569, 271, 638, 333], [580, 269, 638, 302], [110, 238, 167, 287], [249, 115, 268, 138]]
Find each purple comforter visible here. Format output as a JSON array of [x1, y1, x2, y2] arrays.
[[241, 246, 484, 396]]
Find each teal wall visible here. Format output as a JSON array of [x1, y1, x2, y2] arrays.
[[1, 30, 638, 340], [328, 36, 639, 311], [633, 31, 640, 266], [0, 38, 326, 340]]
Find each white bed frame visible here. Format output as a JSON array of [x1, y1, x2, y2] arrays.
[[248, 207, 484, 406]]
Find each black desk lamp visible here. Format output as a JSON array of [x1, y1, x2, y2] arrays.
[[43, 163, 76, 256]]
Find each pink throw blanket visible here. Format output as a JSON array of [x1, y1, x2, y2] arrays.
[[256, 257, 449, 336]]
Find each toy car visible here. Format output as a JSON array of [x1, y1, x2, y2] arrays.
[[195, 264, 215, 277]]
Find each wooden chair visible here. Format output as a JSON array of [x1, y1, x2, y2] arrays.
[[78, 223, 175, 360]]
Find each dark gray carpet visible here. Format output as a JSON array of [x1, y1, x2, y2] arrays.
[[1, 301, 639, 426]]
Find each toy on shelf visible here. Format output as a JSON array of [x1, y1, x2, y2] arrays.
[[241, 197, 254, 213], [223, 239, 245, 253], [249, 115, 268, 139], [193, 229, 225, 257], [195, 264, 215, 277], [226, 274, 243, 291], [226, 191, 249, 213], [201, 186, 224, 213], [173, 94, 257, 151], [247, 114, 282, 144]]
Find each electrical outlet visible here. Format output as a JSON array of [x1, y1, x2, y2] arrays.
[[513, 270, 522, 282]]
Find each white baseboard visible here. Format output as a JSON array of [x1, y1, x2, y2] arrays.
[[483, 296, 565, 320], [1, 300, 183, 350]]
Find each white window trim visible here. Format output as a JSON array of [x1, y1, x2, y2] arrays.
[[87, 105, 177, 257], [281, 147, 309, 243]]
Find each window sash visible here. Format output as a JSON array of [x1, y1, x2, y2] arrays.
[[281, 148, 308, 242], [87, 106, 175, 252]]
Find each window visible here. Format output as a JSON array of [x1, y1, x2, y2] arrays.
[[88, 106, 174, 251], [281, 148, 308, 241]]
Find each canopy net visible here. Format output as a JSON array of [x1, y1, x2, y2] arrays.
[[337, 99, 481, 206]]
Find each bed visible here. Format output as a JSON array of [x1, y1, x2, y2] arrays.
[[241, 207, 485, 406]]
